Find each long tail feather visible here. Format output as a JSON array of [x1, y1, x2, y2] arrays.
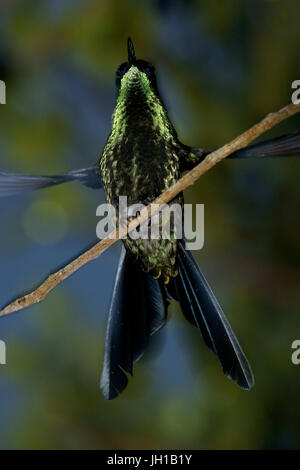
[[100, 246, 167, 400], [171, 242, 254, 390]]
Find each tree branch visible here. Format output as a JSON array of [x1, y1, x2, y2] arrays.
[[1, 102, 300, 318]]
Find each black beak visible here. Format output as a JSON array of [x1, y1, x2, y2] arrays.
[[127, 38, 136, 65]]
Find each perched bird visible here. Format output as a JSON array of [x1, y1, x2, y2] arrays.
[[1, 39, 300, 399]]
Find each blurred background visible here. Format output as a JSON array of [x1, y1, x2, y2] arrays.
[[0, 0, 300, 450]]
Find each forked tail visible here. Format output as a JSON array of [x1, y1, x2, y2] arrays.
[[100, 242, 254, 399]]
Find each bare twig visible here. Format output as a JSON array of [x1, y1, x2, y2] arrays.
[[1, 102, 300, 317]]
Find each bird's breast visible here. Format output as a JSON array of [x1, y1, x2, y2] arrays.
[[101, 125, 180, 207]]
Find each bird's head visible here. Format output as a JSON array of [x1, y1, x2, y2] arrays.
[[115, 38, 158, 99]]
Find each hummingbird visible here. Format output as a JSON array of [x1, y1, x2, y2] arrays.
[[1, 38, 300, 400]]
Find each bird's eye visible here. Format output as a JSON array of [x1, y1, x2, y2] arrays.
[[116, 63, 128, 78], [144, 63, 152, 74]]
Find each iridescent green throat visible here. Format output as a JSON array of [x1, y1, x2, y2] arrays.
[[110, 66, 175, 143]]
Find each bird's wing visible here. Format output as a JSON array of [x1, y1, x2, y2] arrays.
[[182, 131, 300, 171], [229, 131, 300, 158], [0, 164, 102, 197]]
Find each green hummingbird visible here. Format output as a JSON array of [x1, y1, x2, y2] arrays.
[[1, 38, 300, 400]]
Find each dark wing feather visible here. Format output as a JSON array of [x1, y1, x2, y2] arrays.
[[183, 131, 300, 171], [0, 164, 101, 197], [229, 131, 300, 158]]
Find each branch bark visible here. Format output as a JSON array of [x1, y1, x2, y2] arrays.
[[1, 102, 300, 318]]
